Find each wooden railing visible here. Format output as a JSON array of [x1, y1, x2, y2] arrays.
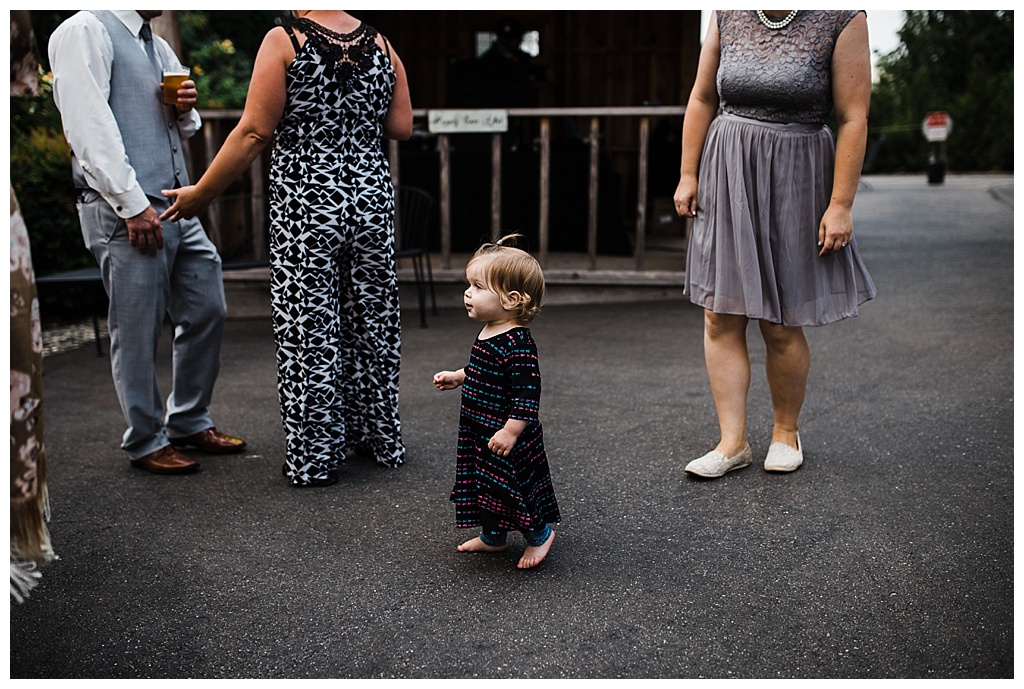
[[195, 106, 689, 283]]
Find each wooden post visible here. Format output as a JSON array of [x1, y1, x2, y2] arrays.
[[202, 121, 222, 249], [588, 116, 600, 270], [635, 116, 649, 271], [389, 138, 401, 190], [491, 133, 502, 242], [538, 118, 551, 268], [250, 152, 265, 260], [389, 139, 402, 248], [151, 11, 182, 57], [439, 134, 452, 270]]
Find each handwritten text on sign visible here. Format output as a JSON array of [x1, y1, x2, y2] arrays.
[[427, 109, 509, 134]]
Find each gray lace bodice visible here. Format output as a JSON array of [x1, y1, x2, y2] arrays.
[[716, 10, 862, 124]]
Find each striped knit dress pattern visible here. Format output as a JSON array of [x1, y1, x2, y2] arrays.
[[450, 327, 560, 532]]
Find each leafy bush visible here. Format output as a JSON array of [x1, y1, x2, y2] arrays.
[[10, 72, 97, 323], [869, 10, 1013, 173], [179, 10, 289, 108]]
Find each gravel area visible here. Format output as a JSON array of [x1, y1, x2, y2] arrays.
[[42, 319, 108, 358]]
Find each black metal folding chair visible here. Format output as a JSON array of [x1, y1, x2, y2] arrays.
[[394, 185, 438, 328]]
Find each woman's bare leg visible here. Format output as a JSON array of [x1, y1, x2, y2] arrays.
[[703, 310, 752, 456], [759, 320, 809, 449]]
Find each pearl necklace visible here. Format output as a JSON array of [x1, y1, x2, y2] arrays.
[[757, 10, 798, 30]]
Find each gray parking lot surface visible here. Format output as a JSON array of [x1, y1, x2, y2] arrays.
[[9, 175, 1013, 679]]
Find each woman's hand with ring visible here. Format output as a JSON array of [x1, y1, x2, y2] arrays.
[[819, 204, 854, 256], [673, 175, 699, 218]]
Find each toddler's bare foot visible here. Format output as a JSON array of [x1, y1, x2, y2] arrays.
[[457, 536, 508, 553], [517, 531, 555, 569]]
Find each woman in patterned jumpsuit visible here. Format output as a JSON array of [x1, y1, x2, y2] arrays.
[[162, 10, 413, 486]]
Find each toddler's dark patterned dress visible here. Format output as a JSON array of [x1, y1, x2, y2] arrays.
[[451, 327, 560, 532], [272, 18, 405, 485]]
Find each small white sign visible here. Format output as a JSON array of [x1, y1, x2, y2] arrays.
[[922, 111, 952, 142], [427, 109, 509, 134]]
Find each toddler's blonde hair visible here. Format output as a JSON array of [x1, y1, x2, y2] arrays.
[[467, 234, 545, 324]]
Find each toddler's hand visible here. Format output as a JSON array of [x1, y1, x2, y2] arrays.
[[433, 371, 461, 390], [488, 428, 518, 457]]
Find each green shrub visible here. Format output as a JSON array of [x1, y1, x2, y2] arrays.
[[179, 10, 289, 108], [10, 72, 97, 324]]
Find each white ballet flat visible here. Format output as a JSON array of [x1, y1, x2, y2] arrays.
[[763, 433, 803, 472], [684, 444, 752, 478]]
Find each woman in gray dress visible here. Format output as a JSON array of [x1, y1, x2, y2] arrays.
[[674, 10, 876, 478]]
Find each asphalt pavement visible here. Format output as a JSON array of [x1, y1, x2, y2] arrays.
[[8, 174, 1014, 679]]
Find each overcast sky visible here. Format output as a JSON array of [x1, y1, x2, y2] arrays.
[[864, 10, 906, 68]]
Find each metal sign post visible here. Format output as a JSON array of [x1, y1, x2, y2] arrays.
[[922, 111, 953, 185]]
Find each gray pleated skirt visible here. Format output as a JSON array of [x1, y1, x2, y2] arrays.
[[686, 113, 877, 326]]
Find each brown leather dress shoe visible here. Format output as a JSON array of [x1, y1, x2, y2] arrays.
[[131, 446, 199, 474], [169, 427, 247, 454]]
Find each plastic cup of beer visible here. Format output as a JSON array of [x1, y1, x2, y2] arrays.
[[162, 69, 190, 105]]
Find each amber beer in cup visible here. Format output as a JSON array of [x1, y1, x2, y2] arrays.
[[162, 69, 189, 105]]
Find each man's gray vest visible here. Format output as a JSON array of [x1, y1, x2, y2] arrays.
[[71, 10, 191, 206]]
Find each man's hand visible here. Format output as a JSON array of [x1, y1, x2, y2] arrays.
[[126, 206, 165, 256], [171, 78, 198, 113]]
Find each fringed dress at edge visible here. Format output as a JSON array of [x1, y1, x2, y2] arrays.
[[450, 327, 560, 533], [10, 189, 56, 602], [11, 11, 54, 601], [686, 10, 876, 327]]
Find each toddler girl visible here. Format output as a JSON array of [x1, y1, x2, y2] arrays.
[[433, 235, 560, 569]]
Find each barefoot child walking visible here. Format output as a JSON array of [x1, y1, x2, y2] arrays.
[[433, 235, 560, 569]]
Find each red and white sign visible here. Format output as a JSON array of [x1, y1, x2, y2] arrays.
[[922, 111, 953, 142]]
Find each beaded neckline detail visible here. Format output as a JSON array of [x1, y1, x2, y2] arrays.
[[288, 17, 379, 91], [756, 10, 798, 30], [293, 17, 368, 43]]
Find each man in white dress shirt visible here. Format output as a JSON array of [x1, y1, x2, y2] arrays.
[[49, 10, 247, 474]]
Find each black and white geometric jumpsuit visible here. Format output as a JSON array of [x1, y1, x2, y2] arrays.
[[271, 18, 405, 485]]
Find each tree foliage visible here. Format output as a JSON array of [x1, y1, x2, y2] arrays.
[[11, 74, 94, 321], [869, 10, 1013, 172], [28, 10, 288, 108], [178, 11, 290, 108]]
